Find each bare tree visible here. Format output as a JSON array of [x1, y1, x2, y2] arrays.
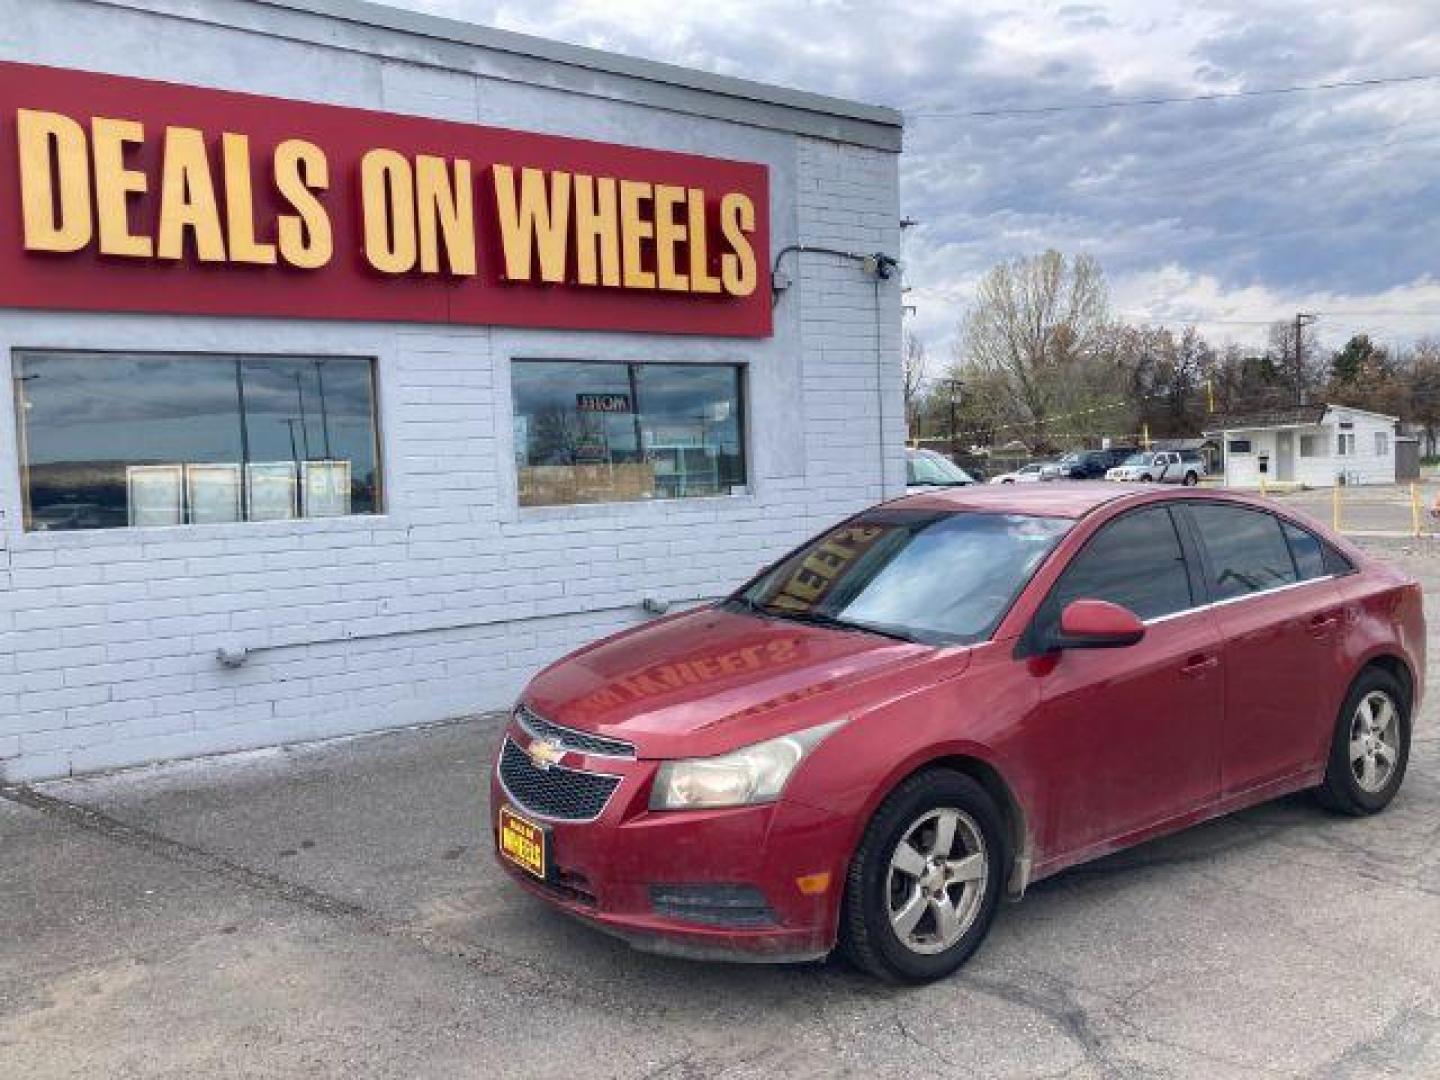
[[1266, 319, 1325, 405], [1407, 340, 1440, 453], [958, 250, 1112, 447], [902, 331, 929, 438], [1123, 324, 1212, 438]]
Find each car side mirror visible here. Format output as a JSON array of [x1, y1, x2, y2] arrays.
[[1052, 599, 1145, 650]]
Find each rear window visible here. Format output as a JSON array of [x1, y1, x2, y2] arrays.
[[1189, 504, 1298, 600]]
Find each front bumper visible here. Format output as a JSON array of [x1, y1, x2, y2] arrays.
[[488, 727, 851, 963]]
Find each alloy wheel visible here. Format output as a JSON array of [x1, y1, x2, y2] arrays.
[[885, 807, 988, 955], [1350, 690, 1400, 793]]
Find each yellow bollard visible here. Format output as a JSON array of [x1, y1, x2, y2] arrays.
[[1259, 475, 1267, 497], [1412, 482, 1422, 539], [1333, 482, 1342, 532]]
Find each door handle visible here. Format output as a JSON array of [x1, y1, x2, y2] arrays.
[[1181, 654, 1219, 677], [1307, 613, 1339, 637]]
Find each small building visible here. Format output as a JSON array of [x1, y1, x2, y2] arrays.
[[1204, 405, 1398, 488]]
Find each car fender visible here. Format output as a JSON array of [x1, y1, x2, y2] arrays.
[[785, 678, 1036, 891], [1341, 589, 1424, 707], [784, 728, 1029, 945]]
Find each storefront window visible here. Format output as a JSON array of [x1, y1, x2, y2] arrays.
[[14, 350, 382, 531], [513, 361, 745, 507]]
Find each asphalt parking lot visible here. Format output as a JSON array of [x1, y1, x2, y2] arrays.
[[5, 530, 1440, 1079], [1281, 481, 1440, 540]]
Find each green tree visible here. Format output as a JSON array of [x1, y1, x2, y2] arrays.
[[1331, 334, 1376, 386]]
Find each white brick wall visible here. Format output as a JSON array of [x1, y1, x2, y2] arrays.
[[0, 4, 903, 782]]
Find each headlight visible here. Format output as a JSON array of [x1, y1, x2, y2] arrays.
[[650, 720, 844, 810]]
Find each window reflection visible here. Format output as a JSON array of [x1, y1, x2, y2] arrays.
[[736, 510, 1072, 645], [513, 361, 745, 506], [14, 351, 382, 531]]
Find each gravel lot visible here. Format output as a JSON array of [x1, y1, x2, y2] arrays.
[[4, 527, 1440, 1079]]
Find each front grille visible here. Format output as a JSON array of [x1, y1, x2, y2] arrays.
[[498, 739, 621, 821], [516, 705, 635, 759]]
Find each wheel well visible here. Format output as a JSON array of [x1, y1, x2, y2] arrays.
[[1363, 654, 1414, 710], [917, 756, 1031, 897]]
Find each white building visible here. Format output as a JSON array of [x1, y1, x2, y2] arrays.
[[0, 0, 904, 781], [1205, 405, 1398, 488]]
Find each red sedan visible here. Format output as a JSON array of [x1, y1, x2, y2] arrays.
[[491, 485, 1424, 982]]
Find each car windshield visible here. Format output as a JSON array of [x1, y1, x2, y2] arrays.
[[1122, 453, 1155, 466], [909, 453, 974, 486], [728, 510, 1072, 646]]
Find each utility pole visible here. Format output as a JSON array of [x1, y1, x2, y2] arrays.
[[1295, 312, 1319, 405], [945, 377, 963, 457]]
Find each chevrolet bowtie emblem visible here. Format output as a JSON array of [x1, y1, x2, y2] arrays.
[[526, 737, 566, 770]]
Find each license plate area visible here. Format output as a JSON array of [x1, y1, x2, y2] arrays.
[[498, 805, 549, 880]]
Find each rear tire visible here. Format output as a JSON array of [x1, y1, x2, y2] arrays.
[[1183, 471, 1200, 486], [1315, 667, 1410, 815], [839, 770, 1005, 983], [1140, 473, 1154, 482]]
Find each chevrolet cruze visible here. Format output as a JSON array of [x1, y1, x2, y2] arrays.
[[491, 484, 1424, 982]]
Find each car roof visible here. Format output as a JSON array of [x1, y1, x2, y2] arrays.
[[891, 483, 1320, 527], [892, 481, 1140, 519]]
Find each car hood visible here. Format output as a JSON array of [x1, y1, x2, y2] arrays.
[[523, 606, 943, 758]]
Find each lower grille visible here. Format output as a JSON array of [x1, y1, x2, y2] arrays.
[[498, 739, 621, 821], [541, 868, 598, 908], [649, 884, 777, 928]]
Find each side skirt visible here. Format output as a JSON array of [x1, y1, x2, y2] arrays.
[[1026, 767, 1324, 887]]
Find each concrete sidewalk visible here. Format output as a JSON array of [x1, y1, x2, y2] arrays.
[[5, 542, 1440, 1078]]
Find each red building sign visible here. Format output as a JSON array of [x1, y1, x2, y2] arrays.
[[0, 62, 772, 336]]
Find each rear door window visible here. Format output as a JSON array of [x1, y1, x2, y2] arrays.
[[1039, 507, 1195, 628], [1282, 522, 1326, 580], [1189, 504, 1298, 601], [1282, 520, 1354, 580]]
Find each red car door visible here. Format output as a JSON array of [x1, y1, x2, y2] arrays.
[[1181, 504, 1349, 796], [1023, 505, 1225, 858]]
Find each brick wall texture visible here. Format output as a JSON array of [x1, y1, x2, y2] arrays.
[[0, 0, 904, 781]]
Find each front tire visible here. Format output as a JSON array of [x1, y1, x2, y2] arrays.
[[1315, 667, 1410, 815], [1140, 473, 1154, 482], [839, 770, 1005, 983], [1183, 471, 1200, 486]]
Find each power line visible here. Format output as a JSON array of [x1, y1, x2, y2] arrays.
[[1120, 310, 1440, 326], [1118, 314, 1283, 326], [910, 72, 1440, 120]]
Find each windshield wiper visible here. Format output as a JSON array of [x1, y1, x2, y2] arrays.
[[723, 595, 777, 619], [762, 607, 924, 644]]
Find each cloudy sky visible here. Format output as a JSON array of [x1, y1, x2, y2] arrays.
[[398, 0, 1440, 357]]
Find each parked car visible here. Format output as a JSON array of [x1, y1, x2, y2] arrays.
[[988, 462, 1048, 484], [491, 485, 1423, 982], [906, 449, 978, 491], [1106, 450, 1205, 485], [1043, 447, 1140, 480]]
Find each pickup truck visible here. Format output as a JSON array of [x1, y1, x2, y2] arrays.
[[1105, 450, 1206, 485]]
